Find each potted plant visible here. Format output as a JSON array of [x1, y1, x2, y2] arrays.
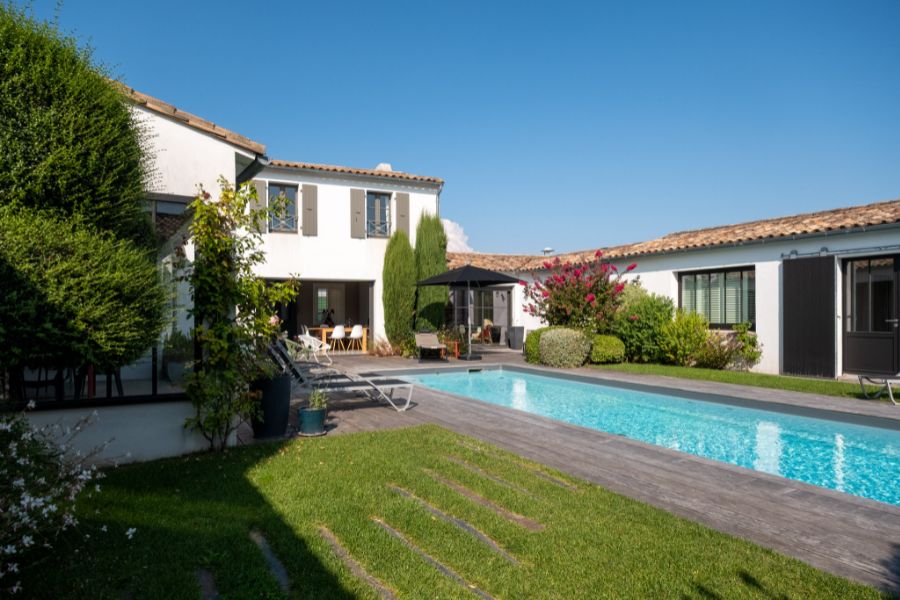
[[250, 315, 293, 439], [299, 388, 328, 436], [162, 329, 192, 382]]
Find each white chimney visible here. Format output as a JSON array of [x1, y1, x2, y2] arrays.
[[374, 163, 393, 172]]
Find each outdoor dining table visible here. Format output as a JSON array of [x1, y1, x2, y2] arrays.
[[308, 326, 368, 352]]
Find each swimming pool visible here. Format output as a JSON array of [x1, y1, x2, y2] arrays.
[[403, 368, 900, 506]]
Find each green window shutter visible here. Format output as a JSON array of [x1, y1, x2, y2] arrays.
[[252, 180, 267, 233], [350, 188, 366, 238], [396, 193, 410, 237], [302, 184, 318, 236]]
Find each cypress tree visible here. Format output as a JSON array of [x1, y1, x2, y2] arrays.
[[382, 230, 416, 345], [414, 214, 448, 331]]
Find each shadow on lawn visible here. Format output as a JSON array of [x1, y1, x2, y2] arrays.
[[882, 542, 900, 597], [685, 571, 798, 600], [25, 439, 357, 599]]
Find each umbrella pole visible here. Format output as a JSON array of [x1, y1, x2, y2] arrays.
[[467, 282, 472, 360]]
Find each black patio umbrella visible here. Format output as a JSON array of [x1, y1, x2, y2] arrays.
[[417, 264, 521, 361]]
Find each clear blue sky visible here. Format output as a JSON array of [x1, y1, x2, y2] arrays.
[[29, 0, 900, 254]]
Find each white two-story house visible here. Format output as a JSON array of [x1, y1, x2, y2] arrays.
[[250, 161, 443, 345], [129, 86, 443, 346]]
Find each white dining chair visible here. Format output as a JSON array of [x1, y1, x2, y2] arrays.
[[330, 325, 347, 351], [347, 325, 364, 351]]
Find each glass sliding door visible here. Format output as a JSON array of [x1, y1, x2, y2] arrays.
[[843, 256, 899, 375]]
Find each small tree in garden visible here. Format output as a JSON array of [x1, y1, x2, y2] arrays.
[[523, 251, 635, 333], [414, 214, 448, 331], [179, 179, 298, 451], [382, 230, 416, 346]]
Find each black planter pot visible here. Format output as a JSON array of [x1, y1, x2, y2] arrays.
[[250, 373, 291, 439], [299, 407, 327, 436]]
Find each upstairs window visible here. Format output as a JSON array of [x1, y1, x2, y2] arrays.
[[268, 183, 298, 233], [366, 191, 391, 237], [680, 268, 755, 328]]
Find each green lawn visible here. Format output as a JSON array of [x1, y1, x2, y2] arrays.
[[25, 425, 882, 599], [592, 363, 884, 401]]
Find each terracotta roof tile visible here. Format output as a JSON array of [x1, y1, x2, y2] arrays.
[[448, 198, 900, 271], [268, 160, 444, 185], [119, 85, 266, 155], [154, 212, 191, 242]]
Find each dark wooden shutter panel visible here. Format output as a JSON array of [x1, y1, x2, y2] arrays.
[[782, 256, 836, 377], [350, 188, 366, 238], [252, 180, 267, 233], [302, 184, 317, 236], [396, 193, 410, 237]]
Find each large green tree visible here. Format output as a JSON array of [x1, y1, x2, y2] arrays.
[[0, 4, 153, 247], [0, 6, 165, 399], [382, 230, 416, 345], [414, 214, 448, 331]]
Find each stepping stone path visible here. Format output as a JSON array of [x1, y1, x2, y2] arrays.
[[249, 529, 290, 594], [389, 484, 520, 565], [371, 517, 496, 600], [319, 526, 397, 599], [424, 469, 545, 531], [196, 569, 219, 600]]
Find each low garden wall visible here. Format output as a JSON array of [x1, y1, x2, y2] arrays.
[[25, 401, 228, 465]]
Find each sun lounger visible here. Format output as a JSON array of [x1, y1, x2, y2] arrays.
[[858, 375, 898, 405], [272, 340, 414, 411], [415, 332, 447, 360]]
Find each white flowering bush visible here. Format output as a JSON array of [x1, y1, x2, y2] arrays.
[[0, 406, 107, 595]]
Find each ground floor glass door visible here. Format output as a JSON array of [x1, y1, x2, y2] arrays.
[[843, 256, 899, 375]]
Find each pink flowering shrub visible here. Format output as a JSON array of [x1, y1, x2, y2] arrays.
[[522, 251, 636, 333], [0, 407, 106, 595]]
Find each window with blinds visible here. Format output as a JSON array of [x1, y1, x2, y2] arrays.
[[679, 268, 755, 328]]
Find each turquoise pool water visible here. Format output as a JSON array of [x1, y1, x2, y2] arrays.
[[403, 369, 900, 506]]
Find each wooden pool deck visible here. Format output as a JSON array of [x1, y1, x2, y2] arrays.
[[288, 352, 900, 593]]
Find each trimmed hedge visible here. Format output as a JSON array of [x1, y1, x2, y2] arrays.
[[0, 207, 166, 371], [0, 5, 153, 247], [539, 328, 591, 368], [590, 335, 625, 364], [524, 326, 564, 364]]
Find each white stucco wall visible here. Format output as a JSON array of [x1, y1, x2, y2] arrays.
[[252, 167, 442, 341], [502, 227, 900, 376], [135, 105, 254, 198], [25, 402, 221, 465]]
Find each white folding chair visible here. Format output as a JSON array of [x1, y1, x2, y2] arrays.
[[346, 325, 364, 351], [330, 325, 347, 351], [294, 334, 333, 365]]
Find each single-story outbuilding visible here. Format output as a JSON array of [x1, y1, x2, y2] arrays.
[[449, 199, 900, 378]]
